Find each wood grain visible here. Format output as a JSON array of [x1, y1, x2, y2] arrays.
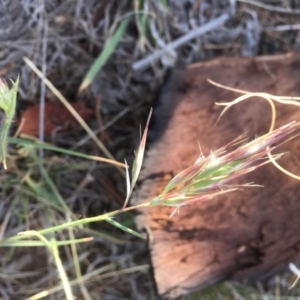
[[132, 53, 300, 299]]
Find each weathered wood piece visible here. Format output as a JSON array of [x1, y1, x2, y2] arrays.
[[132, 53, 300, 299]]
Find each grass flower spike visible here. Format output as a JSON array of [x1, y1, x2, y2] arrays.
[[123, 108, 153, 208], [150, 121, 300, 209], [0, 77, 18, 169]]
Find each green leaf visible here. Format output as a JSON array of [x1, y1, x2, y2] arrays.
[[79, 16, 130, 92], [24, 175, 63, 208], [105, 217, 145, 239]]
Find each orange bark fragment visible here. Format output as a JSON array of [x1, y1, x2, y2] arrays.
[[18, 102, 92, 137]]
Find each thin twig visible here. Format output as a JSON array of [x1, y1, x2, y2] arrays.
[[39, 20, 48, 160], [132, 13, 230, 71], [237, 0, 300, 14], [265, 24, 300, 32]]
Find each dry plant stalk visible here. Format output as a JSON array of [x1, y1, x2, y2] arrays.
[[211, 79, 300, 182]]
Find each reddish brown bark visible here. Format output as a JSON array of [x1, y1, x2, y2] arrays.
[[132, 53, 300, 299]]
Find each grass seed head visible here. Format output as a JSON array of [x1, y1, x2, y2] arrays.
[[0, 77, 19, 169], [150, 121, 300, 208]]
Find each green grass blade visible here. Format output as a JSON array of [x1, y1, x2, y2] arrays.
[[25, 175, 63, 208], [79, 16, 130, 92], [38, 161, 71, 212], [16, 231, 74, 300], [8, 137, 126, 168], [0, 237, 93, 247], [105, 217, 145, 239], [159, 0, 168, 9]]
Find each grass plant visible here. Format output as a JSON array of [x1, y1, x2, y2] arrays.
[[1, 75, 300, 299], [0, 78, 19, 170], [1, 1, 300, 299]]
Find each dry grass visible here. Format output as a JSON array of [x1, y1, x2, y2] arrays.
[[1, 0, 300, 299]]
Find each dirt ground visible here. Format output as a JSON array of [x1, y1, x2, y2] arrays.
[[1, 0, 300, 299]]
